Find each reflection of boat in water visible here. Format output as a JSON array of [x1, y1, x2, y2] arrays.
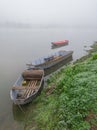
[[51, 40, 69, 49], [27, 50, 73, 71], [12, 103, 26, 122], [51, 44, 68, 49], [45, 53, 73, 75], [10, 69, 44, 105]]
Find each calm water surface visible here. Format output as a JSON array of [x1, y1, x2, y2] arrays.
[[0, 27, 97, 130]]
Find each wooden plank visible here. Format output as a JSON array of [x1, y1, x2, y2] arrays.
[[24, 80, 38, 98], [12, 86, 38, 90], [26, 80, 37, 98], [23, 77, 41, 80], [27, 80, 38, 98], [30, 82, 39, 95], [24, 81, 35, 97]]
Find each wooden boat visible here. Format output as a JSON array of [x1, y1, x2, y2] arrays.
[[51, 40, 69, 49], [27, 50, 73, 70], [51, 40, 69, 46], [10, 69, 44, 105]]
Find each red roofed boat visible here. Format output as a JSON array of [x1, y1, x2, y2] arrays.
[[52, 40, 69, 45]]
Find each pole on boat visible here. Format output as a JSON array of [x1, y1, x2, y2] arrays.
[[17, 103, 25, 114], [18, 104, 25, 114]]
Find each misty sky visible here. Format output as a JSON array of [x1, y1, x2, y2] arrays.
[[0, 0, 97, 25]]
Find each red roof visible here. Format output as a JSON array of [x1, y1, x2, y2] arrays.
[[52, 40, 69, 45]]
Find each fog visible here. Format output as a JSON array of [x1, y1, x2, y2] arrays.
[[0, 0, 97, 26]]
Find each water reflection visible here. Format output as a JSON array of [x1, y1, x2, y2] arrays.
[[12, 100, 37, 122], [44, 55, 73, 76], [12, 104, 26, 122], [51, 42, 68, 49]]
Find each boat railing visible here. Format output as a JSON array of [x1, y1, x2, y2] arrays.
[[14, 75, 23, 86], [44, 55, 54, 62]]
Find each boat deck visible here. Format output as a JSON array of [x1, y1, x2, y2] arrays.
[[24, 80, 37, 98], [15, 79, 40, 99], [27, 50, 73, 67]]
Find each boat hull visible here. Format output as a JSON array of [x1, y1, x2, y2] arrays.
[[51, 40, 69, 45], [10, 69, 44, 105], [10, 79, 44, 105], [31, 51, 73, 69], [44, 55, 73, 76]]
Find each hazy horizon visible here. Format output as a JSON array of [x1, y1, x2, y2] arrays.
[[0, 0, 97, 26], [0, 1, 97, 130], [0, 22, 97, 29]]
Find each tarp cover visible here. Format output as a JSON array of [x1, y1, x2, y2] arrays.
[[22, 69, 43, 80]]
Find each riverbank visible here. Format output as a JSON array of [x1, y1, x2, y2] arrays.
[[24, 42, 97, 130]]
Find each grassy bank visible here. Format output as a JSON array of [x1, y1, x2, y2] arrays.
[[24, 42, 97, 130]]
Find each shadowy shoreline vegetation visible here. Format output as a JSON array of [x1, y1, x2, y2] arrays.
[[24, 42, 97, 130]]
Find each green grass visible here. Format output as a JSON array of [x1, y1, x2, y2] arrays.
[[24, 43, 97, 130]]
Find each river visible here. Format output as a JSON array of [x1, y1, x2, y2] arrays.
[[0, 26, 97, 130]]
